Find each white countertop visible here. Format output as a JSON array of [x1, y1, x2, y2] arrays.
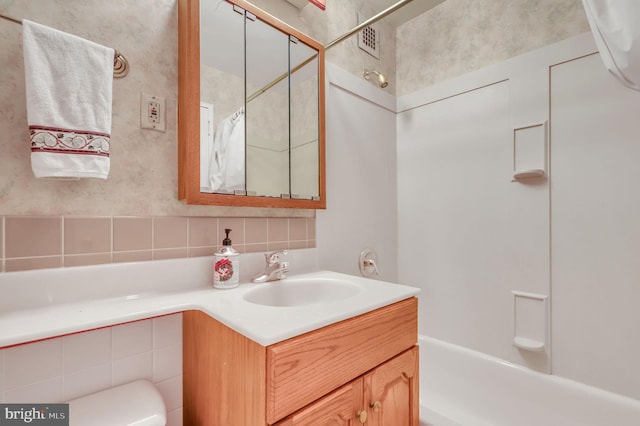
[[0, 252, 419, 348]]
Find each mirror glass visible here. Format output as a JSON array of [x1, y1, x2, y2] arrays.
[[290, 39, 320, 199], [246, 15, 290, 198], [199, 1, 245, 193]]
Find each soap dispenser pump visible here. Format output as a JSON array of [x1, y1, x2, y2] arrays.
[[213, 228, 239, 289]]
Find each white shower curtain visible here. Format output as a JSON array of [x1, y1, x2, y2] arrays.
[[209, 108, 245, 192], [582, 0, 640, 90]]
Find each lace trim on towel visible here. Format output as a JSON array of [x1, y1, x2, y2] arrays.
[[29, 126, 110, 157]]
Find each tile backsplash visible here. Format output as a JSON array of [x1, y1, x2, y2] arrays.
[[0, 215, 315, 272]]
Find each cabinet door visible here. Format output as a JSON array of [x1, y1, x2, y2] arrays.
[[275, 379, 363, 426], [364, 346, 419, 426]]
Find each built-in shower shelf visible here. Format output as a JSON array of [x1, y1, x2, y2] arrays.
[[512, 169, 546, 181], [512, 120, 547, 182], [513, 336, 545, 352]]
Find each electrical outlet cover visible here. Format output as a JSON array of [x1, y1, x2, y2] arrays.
[[140, 93, 166, 132]]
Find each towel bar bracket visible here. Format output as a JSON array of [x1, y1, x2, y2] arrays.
[[113, 50, 129, 78]]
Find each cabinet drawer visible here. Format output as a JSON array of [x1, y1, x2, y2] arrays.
[[266, 297, 417, 423]]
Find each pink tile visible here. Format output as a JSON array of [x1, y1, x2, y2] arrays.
[[153, 248, 188, 260], [0, 215, 316, 272], [289, 240, 307, 250], [113, 217, 152, 251], [64, 217, 111, 255], [289, 218, 307, 241], [188, 218, 218, 247], [218, 218, 245, 245], [245, 243, 269, 253], [245, 218, 268, 244], [5, 216, 62, 258], [154, 217, 187, 249], [231, 244, 245, 254], [113, 251, 153, 263], [188, 247, 216, 258], [307, 217, 316, 240], [268, 218, 288, 242], [267, 241, 289, 252], [64, 253, 112, 268], [5, 256, 62, 272]]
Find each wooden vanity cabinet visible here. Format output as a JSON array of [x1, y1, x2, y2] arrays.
[[183, 297, 418, 425], [275, 346, 419, 426]]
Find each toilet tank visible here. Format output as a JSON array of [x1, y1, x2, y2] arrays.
[[68, 379, 166, 426]]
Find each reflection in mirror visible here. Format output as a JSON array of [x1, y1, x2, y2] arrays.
[[290, 39, 320, 199], [246, 15, 289, 198], [199, 1, 245, 194]]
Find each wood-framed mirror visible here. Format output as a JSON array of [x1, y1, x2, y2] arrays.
[[178, 0, 326, 209]]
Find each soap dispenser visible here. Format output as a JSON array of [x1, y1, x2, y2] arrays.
[[213, 228, 239, 289]]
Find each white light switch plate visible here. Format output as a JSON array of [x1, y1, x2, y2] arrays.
[[140, 93, 166, 132]]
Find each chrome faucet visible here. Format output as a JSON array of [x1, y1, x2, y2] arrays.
[[251, 250, 290, 283]]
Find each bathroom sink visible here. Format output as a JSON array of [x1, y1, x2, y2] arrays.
[[243, 277, 363, 307]]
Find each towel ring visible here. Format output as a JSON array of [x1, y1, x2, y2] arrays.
[[113, 50, 129, 78]]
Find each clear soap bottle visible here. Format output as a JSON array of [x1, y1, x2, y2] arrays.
[[213, 228, 239, 289]]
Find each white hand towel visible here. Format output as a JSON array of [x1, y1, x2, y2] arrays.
[[22, 19, 114, 179]]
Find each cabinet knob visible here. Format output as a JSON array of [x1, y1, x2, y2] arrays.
[[357, 410, 368, 423], [370, 400, 382, 413]]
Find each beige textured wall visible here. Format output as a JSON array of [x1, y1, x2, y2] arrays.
[[396, 0, 590, 96], [0, 0, 396, 218], [0, 0, 190, 216]]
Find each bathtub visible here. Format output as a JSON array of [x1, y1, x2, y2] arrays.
[[418, 335, 640, 426]]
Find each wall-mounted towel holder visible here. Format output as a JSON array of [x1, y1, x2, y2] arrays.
[[112, 50, 129, 78], [0, 12, 129, 78]]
